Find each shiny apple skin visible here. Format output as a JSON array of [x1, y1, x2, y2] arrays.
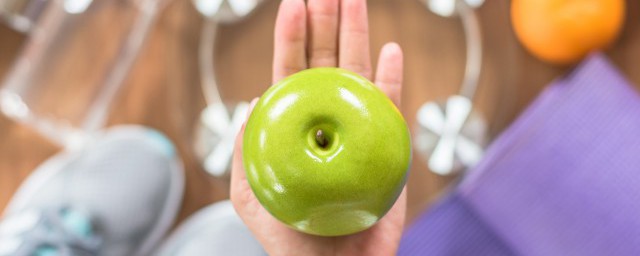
[[243, 68, 411, 236]]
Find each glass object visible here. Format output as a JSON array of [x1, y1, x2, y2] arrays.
[[192, 0, 264, 177], [427, 0, 484, 17], [0, 0, 49, 33], [415, 0, 488, 176], [0, 0, 168, 149]]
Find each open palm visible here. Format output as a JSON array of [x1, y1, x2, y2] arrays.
[[230, 0, 406, 255]]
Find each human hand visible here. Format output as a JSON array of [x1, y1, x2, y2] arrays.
[[230, 0, 406, 255]]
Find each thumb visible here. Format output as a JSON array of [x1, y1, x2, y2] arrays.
[[230, 97, 260, 209]]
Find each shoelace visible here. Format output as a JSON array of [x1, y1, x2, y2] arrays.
[[0, 206, 102, 256]]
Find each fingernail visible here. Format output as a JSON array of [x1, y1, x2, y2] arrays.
[[383, 42, 402, 54]]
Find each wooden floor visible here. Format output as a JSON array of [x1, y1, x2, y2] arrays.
[[1, 0, 639, 228]]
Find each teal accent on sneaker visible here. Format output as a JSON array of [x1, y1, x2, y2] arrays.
[[61, 208, 93, 237], [31, 208, 95, 256], [145, 130, 176, 157], [35, 246, 57, 256]]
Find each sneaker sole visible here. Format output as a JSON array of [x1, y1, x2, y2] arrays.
[[3, 125, 185, 256]]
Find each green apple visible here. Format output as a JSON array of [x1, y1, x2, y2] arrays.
[[243, 68, 411, 236]]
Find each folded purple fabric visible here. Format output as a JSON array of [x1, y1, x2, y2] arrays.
[[399, 194, 514, 255], [400, 53, 640, 255]]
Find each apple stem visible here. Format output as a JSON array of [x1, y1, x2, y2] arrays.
[[316, 130, 328, 148]]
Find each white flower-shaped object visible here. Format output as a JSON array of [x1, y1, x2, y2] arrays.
[[194, 0, 263, 23], [415, 95, 487, 176], [194, 102, 249, 177]]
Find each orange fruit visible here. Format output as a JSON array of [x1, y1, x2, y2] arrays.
[[511, 0, 625, 65]]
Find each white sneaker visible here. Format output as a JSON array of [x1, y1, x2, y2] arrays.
[[0, 126, 184, 256], [156, 200, 265, 256]]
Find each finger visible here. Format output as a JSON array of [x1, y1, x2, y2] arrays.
[[245, 98, 259, 120], [358, 185, 407, 246], [385, 186, 407, 248], [374, 42, 404, 106], [273, 0, 308, 84], [230, 98, 259, 210], [390, 186, 407, 223], [230, 124, 247, 201], [339, 0, 372, 79], [307, 0, 339, 67]]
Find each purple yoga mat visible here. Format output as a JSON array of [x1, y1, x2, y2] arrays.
[[400, 53, 640, 255], [399, 193, 514, 255]]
